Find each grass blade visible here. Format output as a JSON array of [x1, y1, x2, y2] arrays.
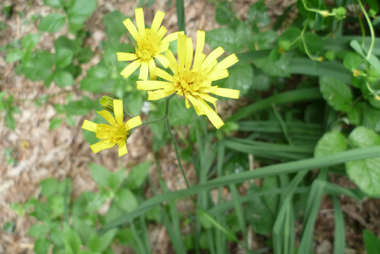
[[332, 195, 345, 254], [176, 0, 186, 33], [100, 146, 380, 233], [228, 88, 322, 122]]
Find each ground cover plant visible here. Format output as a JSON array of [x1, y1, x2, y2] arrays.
[[2, 0, 380, 253]]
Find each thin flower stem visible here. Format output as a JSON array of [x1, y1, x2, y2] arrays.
[[357, 0, 375, 60]]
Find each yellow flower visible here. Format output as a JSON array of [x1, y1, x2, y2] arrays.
[[82, 99, 142, 157], [117, 8, 183, 80], [137, 31, 240, 129]]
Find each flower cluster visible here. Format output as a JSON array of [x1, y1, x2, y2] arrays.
[[82, 8, 240, 156]]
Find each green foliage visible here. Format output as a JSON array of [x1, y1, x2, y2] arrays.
[[39, 13, 66, 33], [5, 0, 380, 253]]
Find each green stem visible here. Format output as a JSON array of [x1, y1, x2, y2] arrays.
[[357, 0, 375, 60]]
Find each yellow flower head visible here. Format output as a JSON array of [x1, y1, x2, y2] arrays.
[[82, 99, 142, 157], [117, 8, 183, 80], [137, 31, 240, 129]]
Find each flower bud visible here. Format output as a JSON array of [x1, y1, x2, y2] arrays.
[[367, 69, 379, 83], [278, 40, 290, 51], [324, 51, 335, 61], [100, 96, 114, 112], [332, 7, 346, 21]]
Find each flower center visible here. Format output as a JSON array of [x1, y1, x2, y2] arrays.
[[135, 29, 161, 61], [174, 69, 205, 95]]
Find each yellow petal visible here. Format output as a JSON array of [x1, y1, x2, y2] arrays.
[[117, 52, 138, 61], [161, 31, 183, 44], [201, 47, 224, 71], [154, 54, 170, 68], [118, 141, 128, 157], [155, 68, 174, 81], [137, 80, 172, 90], [157, 26, 167, 39], [126, 116, 142, 130], [148, 90, 172, 100], [120, 59, 142, 78], [198, 98, 224, 129], [185, 37, 193, 70], [193, 30, 205, 68], [213, 54, 239, 71], [82, 120, 97, 132], [90, 140, 115, 154], [151, 10, 165, 33], [212, 88, 240, 99], [149, 58, 157, 80], [139, 61, 149, 80], [186, 94, 205, 116], [113, 99, 124, 125], [157, 43, 170, 54], [206, 69, 229, 81], [97, 110, 116, 126], [123, 19, 138, 40], [177, 34, 187, 70], [164, 50, 178, 71], [135, 8, 145, 37]]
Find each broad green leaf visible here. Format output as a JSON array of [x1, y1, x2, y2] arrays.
[[125, 161, 151, 190], [319, 77, 352, 113], [107, 168, 125, 191], [300, 32, 324, 56], [368, 54, 380, 76], [67, 0, 97, 33], [38, 13, 66, 33], [236, 22, 251, 49], [364, 0, 379, 13], [253, 53, 290, 77], [88, 229, 117, 252], [28, 224, 49, 238], [57, 178, 72, 196], [53, 70, 74, 87], [80, 64, 113, 93], [64, 95, 94, 115], [22, 51, 53, 81], [252, 72, 271, 91], [63, 223, 82, 253], [363, 229, 380, 254], [247, 0, 271, 29], [6, 49, 25, 63], [277, 27, 301, 50], [77, 46, 93, 64], [49, 117, 62, 130], [72, 217, 96, 246], [40, 178, 58, 196], [55, 36, 78, 53], [215, 1, 238, 26], [44, 0, 62, 9], [34, 237, 50, 254], [246, 185, 275, 235], [116, 228, 134, 245], [350, 40, 366, 57], [315, 131, 347, 157], [23, 33, 41, 50], [89, 163, 111, 187], [250, 30, 277, 50], [103, 10, 127, 40], [224, 63, 254, 95], [55, 48, 74, 69], [346, 127, 380, 196], [5, 111, 16, 130], [47, 195, 64, 216], [168, 96, 196, 126], [115, 189, 138, 212], [206, 28, 246, 53], [123, 90, 143, 117], [343, 52, 362, 71]]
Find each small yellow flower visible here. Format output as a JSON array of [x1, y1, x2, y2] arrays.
[[117, 8, 183, 80], [353, 70, 360, 77], [137, 31, 240, 129], [82, 100, 142, 157]]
